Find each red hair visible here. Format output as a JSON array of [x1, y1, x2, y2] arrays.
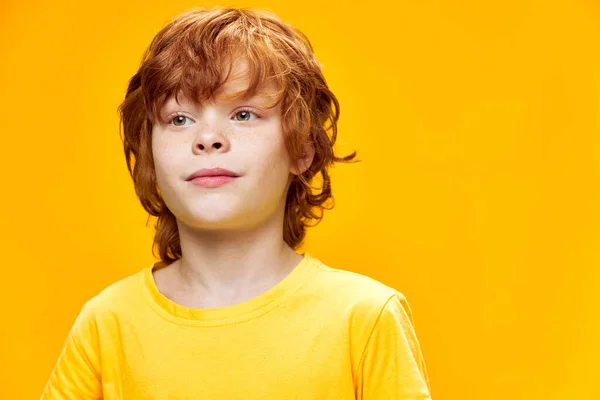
[[117, 7, 359, 264]]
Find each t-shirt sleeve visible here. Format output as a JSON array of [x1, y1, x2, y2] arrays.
[[355, 291, 432, 400], [40, 300, 102, 399]]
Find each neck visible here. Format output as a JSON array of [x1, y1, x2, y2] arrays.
[[171, 211, 303, 298]]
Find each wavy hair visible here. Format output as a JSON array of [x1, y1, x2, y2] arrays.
[[117, 7, 359, 264]]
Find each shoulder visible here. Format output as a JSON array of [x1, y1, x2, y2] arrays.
[[75, 265, 149, 323], [308, 256, 410, 320], [306, 256, 424, 378], [311, 256, 401, 299]]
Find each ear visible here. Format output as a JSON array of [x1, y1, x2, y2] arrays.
[[289, 141, 315, 176]]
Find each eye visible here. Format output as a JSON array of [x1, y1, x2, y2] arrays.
[[233, 110, 257, 122], [169, 114, 194, 127]]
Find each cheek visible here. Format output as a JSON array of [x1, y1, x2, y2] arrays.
[[246, 137, 291, 178], [151, 134, 182, 183]]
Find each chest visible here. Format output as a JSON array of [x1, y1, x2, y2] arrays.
[[99, 317, 357, 399]]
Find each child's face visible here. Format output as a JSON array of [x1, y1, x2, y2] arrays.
[[151, 59, 296, 230]]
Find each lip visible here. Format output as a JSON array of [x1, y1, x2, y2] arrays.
[[186, 167, 240, 181], [188, 175, 237, 188]]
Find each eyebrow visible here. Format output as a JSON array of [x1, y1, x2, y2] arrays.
[[214, 88, 272, 103], [165, 90, 272, 109], [159, 90, 276, 118]]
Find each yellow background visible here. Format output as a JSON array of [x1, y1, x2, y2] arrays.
[[1, 0, 599, 399]]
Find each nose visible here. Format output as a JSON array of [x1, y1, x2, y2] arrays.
[[191, 122, 231, 154]]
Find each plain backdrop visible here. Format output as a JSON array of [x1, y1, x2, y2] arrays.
[[1, 0, 599, 399]]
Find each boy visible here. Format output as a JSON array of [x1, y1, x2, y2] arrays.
[[41, 7, 432, 399]]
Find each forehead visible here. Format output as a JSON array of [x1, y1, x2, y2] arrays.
[[166, 58, 279, 107]]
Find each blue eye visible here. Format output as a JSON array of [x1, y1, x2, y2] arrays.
[[233, 110, 257, 121], [171, 114, 193, 127]]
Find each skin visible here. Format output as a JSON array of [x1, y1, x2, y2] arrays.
[[150, 58, 315, 309]]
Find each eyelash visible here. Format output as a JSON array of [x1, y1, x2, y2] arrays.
[[166, 108, 260, 127]]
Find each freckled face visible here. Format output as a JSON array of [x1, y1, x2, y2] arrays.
[[151, 61, 294, 231]]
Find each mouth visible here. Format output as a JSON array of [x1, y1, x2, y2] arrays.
[[187, 175, 238, 188], [186, 167, 240, 181]]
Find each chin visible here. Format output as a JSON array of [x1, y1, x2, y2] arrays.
[[180, 208, 247, 229]]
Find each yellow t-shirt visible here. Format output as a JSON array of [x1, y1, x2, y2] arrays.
[[41, 252, 432, 399]]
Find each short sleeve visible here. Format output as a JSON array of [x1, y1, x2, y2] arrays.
[[355, 291, 432, 400], [40, 301, 102, 399]]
